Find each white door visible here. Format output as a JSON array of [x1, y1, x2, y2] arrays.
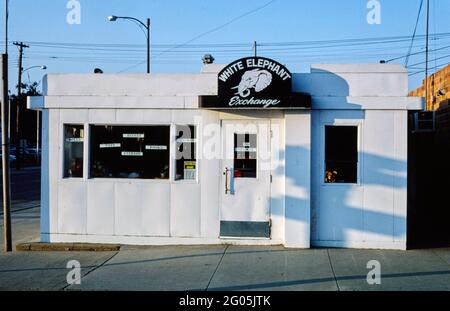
[[220, 120, 271, 238]]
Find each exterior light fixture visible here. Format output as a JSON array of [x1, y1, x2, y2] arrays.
[[202, 54, 215, 64]]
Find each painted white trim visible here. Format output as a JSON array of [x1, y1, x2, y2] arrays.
[[311, 97, 424, 110]]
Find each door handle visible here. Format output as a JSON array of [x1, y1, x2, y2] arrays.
[[223, 167, 230, 194]]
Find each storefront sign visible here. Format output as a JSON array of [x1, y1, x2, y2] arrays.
[[200, 57, 310, 109]]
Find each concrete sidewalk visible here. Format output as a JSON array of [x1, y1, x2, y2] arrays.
[[0, 243, 449, 291]]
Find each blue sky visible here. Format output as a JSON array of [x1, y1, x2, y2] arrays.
[[2, 0, 450, 92]]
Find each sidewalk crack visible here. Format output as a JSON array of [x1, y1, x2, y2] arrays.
[[432, 249, 450, 268], [205, 245, 229, 291], [327, 249, 341, 291], [62, 250, 119, 291]]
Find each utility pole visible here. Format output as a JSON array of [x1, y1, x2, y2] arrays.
[[253, 41, 257, 57], [425, 0, 430, 110], [2, 0, 12, 253], [1, 54, 11, 252], [12, 41, 29, 170]]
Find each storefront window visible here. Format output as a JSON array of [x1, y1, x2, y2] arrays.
[[63, 124, 84, 178], [90, 125, 170, 179], [324, 125, 358, 183], [175, 125, 197, 181], [234, 133, 257, 178]]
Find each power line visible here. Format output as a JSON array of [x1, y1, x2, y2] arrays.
[[407, 53, 450, 68], [408, 62, 449, 76], [386, 44, 450, 62], [119, 0, 278, 72], [4, 31, 450, 50], [405, 0, 424, 66]]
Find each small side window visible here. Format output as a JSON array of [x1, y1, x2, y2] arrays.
[[63, 124, 84, 178], [324, 125, 358, 183], [175, 125, 197, 181]]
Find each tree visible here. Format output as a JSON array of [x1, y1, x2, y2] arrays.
[[8, 81, 42, 167]]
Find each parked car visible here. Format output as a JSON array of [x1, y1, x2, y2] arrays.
[[0, 154, 17, 167]]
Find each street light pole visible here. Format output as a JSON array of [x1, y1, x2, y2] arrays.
[[22, 65, 46, 163], [147, 18, 150, 74], [108, 15, 150, 73]]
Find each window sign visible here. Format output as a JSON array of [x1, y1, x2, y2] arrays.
[[183, 161, 196, 180], [121, 151, 144, 157], [66, 137, 84, 143], [123, 133, 145, 138], [100, 143, 121, 149], [145, 145, 168, 150], [63, 124, 84, 178]]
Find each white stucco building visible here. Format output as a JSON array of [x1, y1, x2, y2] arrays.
[[28, 58, 423, 250]]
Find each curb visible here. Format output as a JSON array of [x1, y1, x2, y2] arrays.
[[16, 242, 121, 252]]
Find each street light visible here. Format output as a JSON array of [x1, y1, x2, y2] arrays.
[[108, 15, 150, 73], [22, 65, 47, 72]]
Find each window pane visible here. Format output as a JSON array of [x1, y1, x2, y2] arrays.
[[325, 126, 358, 183], [63, 124, 84, 178], [234, 133, 257, 178], [90, 125, 170, 179], [175, 125, 197, 181]]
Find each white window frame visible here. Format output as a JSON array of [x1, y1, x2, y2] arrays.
[[86, 123, 173, 182], [172, 123, 199, 184], [321, 122, 362, 186], [61, 123, 86, 180]]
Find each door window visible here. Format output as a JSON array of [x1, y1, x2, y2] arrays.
[[233, 133, 257, 178]]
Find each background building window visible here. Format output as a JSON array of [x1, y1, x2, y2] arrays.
[[90, 125, 170, 179], [175, 125, 197, 181], [325, 125, 358, 183], [234, 133, 257, 178], [63, 124, 84, 178]]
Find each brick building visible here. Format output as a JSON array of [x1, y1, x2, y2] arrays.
[[409, 64, 450, 111]]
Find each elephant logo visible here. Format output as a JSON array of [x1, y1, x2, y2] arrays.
[[232, 69, 273, 98]]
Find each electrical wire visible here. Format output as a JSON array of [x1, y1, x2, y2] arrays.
[[405, 0, 424, 67], [407, 53, 450, 68], [119, 0, 278, 72], [409, 62, 449, 76]]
